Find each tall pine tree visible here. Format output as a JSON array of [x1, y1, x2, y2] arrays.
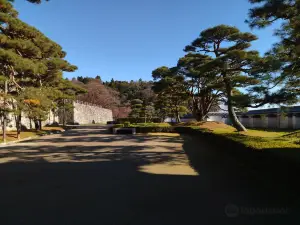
[[185, 25, 262, 131], [247, 0, 300, 96], [0, 0, 78, 139]]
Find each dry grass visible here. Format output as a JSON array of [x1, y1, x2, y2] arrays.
[[0, 131, 39, 143], [0, 126, 64, 143], [42, 126, 65, 132]]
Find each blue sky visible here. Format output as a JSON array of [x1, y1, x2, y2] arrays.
[[14, 0, 280, 82]]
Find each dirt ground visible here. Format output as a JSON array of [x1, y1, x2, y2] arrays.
[[0, 126, 298, 225]]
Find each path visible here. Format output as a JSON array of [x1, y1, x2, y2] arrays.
[[0, 126, 298, 225]]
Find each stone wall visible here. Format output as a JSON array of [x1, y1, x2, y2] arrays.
[[72, 101, 113, 124], [6, 110, 58, 131], [5, 100, 112, 131]]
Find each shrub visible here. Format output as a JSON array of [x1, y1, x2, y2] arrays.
[[116, 117, 161, 124], [113, 124, 124, 128], [135, 126, 176, 133], [124, 121, 130, 127], [130, 123, 170, 128]]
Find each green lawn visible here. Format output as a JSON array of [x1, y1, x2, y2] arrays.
[[184, 122, 300, 150], [125, 121, 300, 150]]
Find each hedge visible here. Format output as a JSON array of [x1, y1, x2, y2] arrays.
[[116, 117, 162, 124], [109, 126, 202, 134]]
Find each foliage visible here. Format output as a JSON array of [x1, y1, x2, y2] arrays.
[[116, 117, 161, 124], [247, 0, 300, 97], [18, 87, 52, 124], [178, 53, 222, 121], [152, 66, 189, 122], [123, 121, 130, 127], [0, 1, 79, 134], [129, 99, 143, 118], [75, 77, 131, 119], [184, 25, 287, 131], [104, 78, 155, 105]]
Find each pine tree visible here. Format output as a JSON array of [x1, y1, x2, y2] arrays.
[[152, 66, 189, 123], [178, 53, 223, 121], [0, 0, 78, 139], [185, 25, 261, 131], [247, 0, 300, 96], [129, 99, 143, 119]]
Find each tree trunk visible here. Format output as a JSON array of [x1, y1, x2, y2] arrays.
[[63, 100, 66, 126], [2, 115, 6, 143], [195, 113, 205, 121], [192, 98, 212, 122], [2, 80, 8, 143], [34, 120, 39, 131], [29, 118, 32, 130], [225, 81, 247, 132], [39, 119, 42, 131], [193, 107, 206, 121], [53, 110, 56, 123], [175, 111, 181, 123], [16, 114, 22, 140]]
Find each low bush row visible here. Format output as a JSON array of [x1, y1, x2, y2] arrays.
[[116, 117, 162, 124]]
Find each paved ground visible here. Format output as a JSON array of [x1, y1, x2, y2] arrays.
[[0, 126, 299, 225]]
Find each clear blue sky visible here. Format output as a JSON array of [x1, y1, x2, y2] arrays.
[[14, 0, 279, 82]]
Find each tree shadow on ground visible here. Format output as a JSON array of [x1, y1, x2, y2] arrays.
[[0, 127, 299, 225]]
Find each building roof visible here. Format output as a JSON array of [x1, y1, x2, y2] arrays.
[[244, 106, 300, 115]]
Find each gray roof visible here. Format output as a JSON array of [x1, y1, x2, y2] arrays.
[[244, 106, 300, 115]]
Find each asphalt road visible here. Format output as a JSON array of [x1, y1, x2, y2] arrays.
[[0, 126, 298, 225]]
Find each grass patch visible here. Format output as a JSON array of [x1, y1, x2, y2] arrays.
[[0, 126, 65, 143], [78, 123, 106, 126], [146, 133, 180, 137], [0, 131, 41, 143], [186, 122, 300, 150], [112, 121, 300, 151]]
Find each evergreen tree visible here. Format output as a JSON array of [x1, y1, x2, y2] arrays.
[[0, 0, 78, 139], [185, 25, 262, 131], [247, 0, 300, 96], [154, 94, 172, 122], [178, 53, 223, 121], [152, 66, 189, 123], [129, 99, 143, 119]]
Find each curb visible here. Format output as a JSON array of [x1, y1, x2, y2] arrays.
[[0, 129, 65, 147]]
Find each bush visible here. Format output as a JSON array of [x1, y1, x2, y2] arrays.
[[113, 124, 124, 128], [124, 121, 130, 127], [130, 123, 170, 128], [116, 117, 161, 124], [135, 126, 176, 133], [107, 121, 117, 124]]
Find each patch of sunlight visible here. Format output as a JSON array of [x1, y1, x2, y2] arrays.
[[139, 164, 198, 176], [0, 157, 19, 163], [147, 133, 180, 137]]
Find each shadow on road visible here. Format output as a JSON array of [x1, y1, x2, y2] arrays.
[[0, 126, 298, 225]]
